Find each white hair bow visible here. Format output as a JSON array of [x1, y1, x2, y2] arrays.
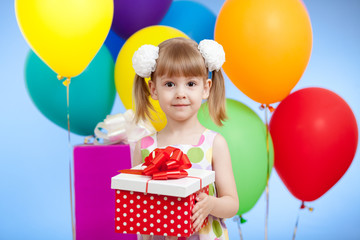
[[132, 44, 159, 78], [198, 39, 225, 72]]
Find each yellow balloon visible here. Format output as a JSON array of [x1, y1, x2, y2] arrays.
[[115, 26, 189, 131], [15, 0, 113, 78]]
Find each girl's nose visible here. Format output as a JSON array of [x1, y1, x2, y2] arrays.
[[175, 87, 186, 99], [176, 93, 186, 99]]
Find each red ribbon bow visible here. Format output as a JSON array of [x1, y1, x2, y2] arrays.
[[119, 147, 205, 194], [142, 146, 192, 180], [119, 146, 192, 180]]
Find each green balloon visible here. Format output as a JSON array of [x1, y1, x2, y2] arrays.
[[25, 46, 115, 136], [198, 98, 274, 215]]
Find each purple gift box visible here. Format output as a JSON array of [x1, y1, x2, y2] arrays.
[[74, 144, 136, 240]]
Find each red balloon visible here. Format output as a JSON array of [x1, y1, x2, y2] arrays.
[[269, 87, 358, 201]]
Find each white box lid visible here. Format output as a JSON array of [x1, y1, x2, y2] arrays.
[[111, 164, 215, 198]]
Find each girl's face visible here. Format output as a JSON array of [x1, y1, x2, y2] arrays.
[[148, 75, 211, 123]]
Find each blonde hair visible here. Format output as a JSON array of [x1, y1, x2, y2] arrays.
[[133, 37, 227, 126]]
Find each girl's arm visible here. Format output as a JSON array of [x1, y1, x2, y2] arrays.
[[191, 134, 239, 231]]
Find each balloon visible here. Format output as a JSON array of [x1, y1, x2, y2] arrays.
[[269, 88, 358, 201], [16, 0, 113, 78], [159, 1, 216, 43], [198, 99, 274, 215], [104, 30, 126, 61], [115, 25, 188, 131], [111, 0, 172, 39], [25, 46, 116, 136], [215, 0, 312, 104]]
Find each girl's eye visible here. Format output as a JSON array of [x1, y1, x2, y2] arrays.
[[187, 81, 196, 87], [165, 82, 175, 87]]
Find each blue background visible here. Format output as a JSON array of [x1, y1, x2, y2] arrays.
[[1, 0, 359, 239]]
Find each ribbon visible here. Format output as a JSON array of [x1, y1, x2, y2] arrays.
[[85, 109, 156, 145], [292, 201, 314, 240], [143, 146, 192, 179], [57, 74, 76, 240], [118, 147, 205, 194], [121, 146, 192, 180], [258, 103, 275, 240], [233, 215, 244, 240]]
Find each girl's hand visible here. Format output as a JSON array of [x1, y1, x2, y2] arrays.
[[191, 192, 215, 232]]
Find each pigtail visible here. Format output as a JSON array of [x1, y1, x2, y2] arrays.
[[208, 70, 227, 126], [133, 74, 154, 123], [197, 39, 226, 126]]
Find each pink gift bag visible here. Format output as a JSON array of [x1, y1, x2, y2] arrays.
[[74, 144, 136, 240]]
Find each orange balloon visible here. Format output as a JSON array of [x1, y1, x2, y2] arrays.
[[215, 0, 312, 104]]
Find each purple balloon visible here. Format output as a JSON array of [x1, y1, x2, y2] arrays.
[[112, 0, 172, 39]]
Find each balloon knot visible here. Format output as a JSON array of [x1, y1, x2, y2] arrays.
[[62, 78, 71, 87], [259, 104, 275, 112], [268, 106, 275, 112], [84, 135, 95, 144], [300, 201, 314, 212], [240, 215, 247, 224]]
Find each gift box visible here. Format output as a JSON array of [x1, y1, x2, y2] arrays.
[[111, 164, 215, 237], [74, 144, 136, 240]]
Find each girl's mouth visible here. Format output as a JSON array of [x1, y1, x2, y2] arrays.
[[172, 104, 190, 107]]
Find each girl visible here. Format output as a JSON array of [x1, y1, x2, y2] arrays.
[[132, 37, 238, 240]]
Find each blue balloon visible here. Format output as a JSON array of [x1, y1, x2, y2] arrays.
[[25, 46, 116, 136], [160, 1, 216, 43], [104, 29, 126, 61]]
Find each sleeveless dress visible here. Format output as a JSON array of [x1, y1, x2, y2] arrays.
[[140, 129, 229, 240]]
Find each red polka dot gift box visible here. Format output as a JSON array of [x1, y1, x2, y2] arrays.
[[111, 163, 215, 237]]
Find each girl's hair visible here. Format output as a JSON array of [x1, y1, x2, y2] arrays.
[[133, 37, 227, 126]]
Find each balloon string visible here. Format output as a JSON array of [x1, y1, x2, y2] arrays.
[[65, 78, 71, 137], [292, 201, 314, 240], [234, 215, 244, 240], [264, 104, 270, 240], [292, 201, 304, 240], [64, 77, 76, 240]]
